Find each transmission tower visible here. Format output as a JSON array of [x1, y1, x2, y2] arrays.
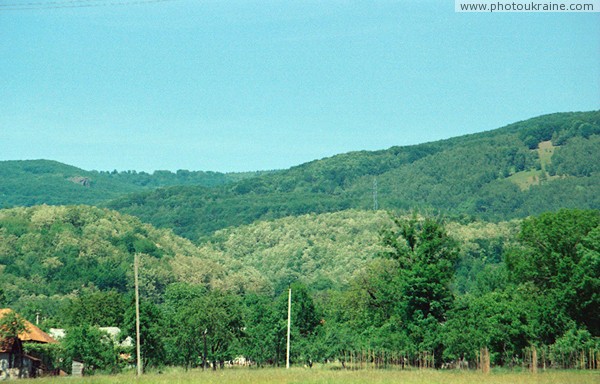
[[373, 177, 378, 210]]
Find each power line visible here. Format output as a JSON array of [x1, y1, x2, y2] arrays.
[[0, 0, 180, 11]]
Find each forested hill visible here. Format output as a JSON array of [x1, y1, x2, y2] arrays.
[[2, 111, 598, 240], [2, 199, 596, 372], [107, 111, 600, 241], [0, 159, 268, 208], [0, 160, 138, 207], [0, 205, 517, 317]]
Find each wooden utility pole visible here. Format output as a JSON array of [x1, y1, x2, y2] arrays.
[[203, 329, 208, 370], [286, 287, 291, 369], [134, 253, 142, 377]]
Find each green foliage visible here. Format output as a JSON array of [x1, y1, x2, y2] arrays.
[[552, 118, 600, 146], [287, 283, 322, 338], [189, 213, 516, 300], [548, 136, 600, 177], [450, 222, 517, 295], [0, 160, 264, 208], [64, 289, 127, 327], [2, 112, 598, 241], [0, 206, 519, 321], [123, 299, 165, 370], [505, 209, 600, 343], [549, 328, 598, 369], [107, 187, 356, 241], [508, 210, 599, 286], [1, 202, 599, 370], [7, 295, 69, 329], [0, 205, 199, 318], [380, 216, 459, 323], [104, 111, 600, 240], [335, 216, 460, 365], [240, 293, 279, 366], [193, 210, 391, 295], [23, 342, 63, 372], [62, 325, 119, 374], [519, 122, 560, 149], [328, 210, 599, 368], [443, 288, 531, 364], [162, 283, 243, 369], [280, 283, 322, 366], [97, 168, 273, 189], [518, 174, 600, 217], [240, 282, 323, 367], [0, 310, 28, 340], [0, 160, 139, 208]]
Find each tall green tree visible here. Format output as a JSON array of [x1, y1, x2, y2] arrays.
[[442, 287, 531, 365], [345, 215, 459, 365], [381, 215, 459, 323], [62, 325, 118, 374], [123, 299, 165, 370], [275, 282, 322, 367], [64, 288, 126, 327], [162, 283, 243, 370], [241, 293, 278, 367], [505, 209, 600, 339], [161, 283, 206, 369]]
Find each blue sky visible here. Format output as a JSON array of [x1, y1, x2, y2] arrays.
[[1, 0, 599, 172]]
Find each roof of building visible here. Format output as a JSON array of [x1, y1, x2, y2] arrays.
[[0, 308, 58, 344], [49, 326, 133, 347]]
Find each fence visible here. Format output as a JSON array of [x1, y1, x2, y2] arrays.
[[336, 350, 437, 370], [523, 346, 600, 370], [331, 347, 599, 371]]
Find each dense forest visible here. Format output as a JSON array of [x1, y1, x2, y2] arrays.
[[0, 206, 598, 373], [106, 111, 600, 240], [1, 111, 599, 240], [0, 160, 266, 208], [0, 111, 599, 374]]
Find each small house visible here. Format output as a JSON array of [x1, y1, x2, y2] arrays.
[[0, 309, 58, 379]]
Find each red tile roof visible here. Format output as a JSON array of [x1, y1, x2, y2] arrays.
[[0, 308, 57, 344]]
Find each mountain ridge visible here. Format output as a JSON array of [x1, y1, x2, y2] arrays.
[[2, 110, 599, 240], [106, 110, 600, 240], [0, 159, 270, 208]]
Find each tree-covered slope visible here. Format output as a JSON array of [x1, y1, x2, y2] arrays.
[[2, 206, 595, 373], [0, 160, 142, 207], [3, 207, 597, 374], [108, 111, 600, 240], [95, 168, 273, 189], [0, 205, 200, 300], [193, 210, 519, 296], [0, 205, 517, 313], [0, 160, 268, 208]]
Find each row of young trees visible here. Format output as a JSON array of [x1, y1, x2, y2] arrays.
[[22, 209, 597, 374]]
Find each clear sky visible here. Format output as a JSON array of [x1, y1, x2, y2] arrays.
[[1, 0, 599, 173]]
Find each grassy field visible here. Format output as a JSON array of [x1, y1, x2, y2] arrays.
[[507, 140, 560, 191], [507, 169, 544, 190], [537, 140, 556, 172], [22, 367, 599, 384]]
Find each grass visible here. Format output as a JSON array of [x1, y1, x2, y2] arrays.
[[507, 169, 544, 191], [22, 367, 599, 384], [508, 140, 560, 190], [537, 140, 556, 172]]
